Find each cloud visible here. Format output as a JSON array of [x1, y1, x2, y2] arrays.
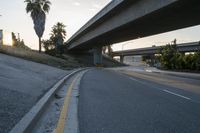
[[93, 4, 102, 9], [89, 8, 96, 12], [73, 2, 80, 6]]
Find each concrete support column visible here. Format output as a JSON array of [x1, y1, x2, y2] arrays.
[[93, 47, 102, 65], [150, 55, 155, 67], [120, 55, 124, 63]]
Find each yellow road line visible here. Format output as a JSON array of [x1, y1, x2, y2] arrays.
[[55, 75, 79, 133]]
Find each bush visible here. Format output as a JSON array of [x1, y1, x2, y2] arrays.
[[158, 44, 178, 69], [158, 43, 200, 71], [193, 51, 200, 70]]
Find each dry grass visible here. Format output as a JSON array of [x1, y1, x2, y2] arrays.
[[0, 45, 84, 70]]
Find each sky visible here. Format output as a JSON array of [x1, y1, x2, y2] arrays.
[[0, 0, 200, 51]]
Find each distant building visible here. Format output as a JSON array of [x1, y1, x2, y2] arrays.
[[0, 30, 12, 46], [0, 30, 3, 45]]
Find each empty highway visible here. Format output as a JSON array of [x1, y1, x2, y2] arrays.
[[78, 68, 200, 133], [1, 53, 200, 133]]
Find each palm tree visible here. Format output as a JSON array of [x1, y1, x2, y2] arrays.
[[25, 0, 51, 52], [51, 22, 66, 41], [50, 22, 66, 53]]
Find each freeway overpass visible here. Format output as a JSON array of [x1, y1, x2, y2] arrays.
[[112, 41, 200, 62], [66, 0, 200, 65]]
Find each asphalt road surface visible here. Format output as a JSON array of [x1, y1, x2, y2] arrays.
[[78, 69, 200, 133], [0, 53, 69, 133]]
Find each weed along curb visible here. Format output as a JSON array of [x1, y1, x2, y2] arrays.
[[10, 68, 86, 133]]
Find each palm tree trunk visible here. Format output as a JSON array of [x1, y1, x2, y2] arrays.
[[39, 37, 41, 53]]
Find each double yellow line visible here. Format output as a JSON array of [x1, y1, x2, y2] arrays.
[[55, 75, 79, 133]]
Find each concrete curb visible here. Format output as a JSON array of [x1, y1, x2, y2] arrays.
[[10, 68, 86, 133], [64, 69, 90, 133]]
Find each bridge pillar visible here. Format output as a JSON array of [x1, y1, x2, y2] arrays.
[[120, 55, 124, 63], [93, 47, 102, 65]]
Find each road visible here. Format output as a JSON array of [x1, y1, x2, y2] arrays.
[[78, 69, 200, 133], [0, 53, 69, 133]]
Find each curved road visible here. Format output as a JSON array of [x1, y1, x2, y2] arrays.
[[79, 69, 200, 133]]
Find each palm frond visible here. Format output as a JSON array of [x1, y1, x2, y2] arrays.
[[43, 3, 50, 13], [24, 0, 31, 3], [25, 0, 33, 13], [25, 0, 51, 38]]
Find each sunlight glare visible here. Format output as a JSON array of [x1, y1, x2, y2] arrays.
[[3, 31, 12, 46]]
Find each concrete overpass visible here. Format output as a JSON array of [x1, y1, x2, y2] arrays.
[[112, 42, 200, 63], [66, 0, 200, 65]]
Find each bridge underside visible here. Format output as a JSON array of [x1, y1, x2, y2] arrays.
[[68, 0, 200, 51], [113, 42, 200, 57]]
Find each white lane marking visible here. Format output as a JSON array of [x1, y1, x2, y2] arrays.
[[128, 75, 193, 102], [129, 77, 139, 81], [129, 77, 146, 84], [163, 89, 191, 100]]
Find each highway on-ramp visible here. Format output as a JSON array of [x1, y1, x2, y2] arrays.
[[1, 53, 200, 133], [78, 69, 200, 133]]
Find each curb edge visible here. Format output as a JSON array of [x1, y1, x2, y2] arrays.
[[10, 68, 86, 133]]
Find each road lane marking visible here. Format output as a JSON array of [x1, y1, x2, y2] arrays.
[[55, 75, 79, 133], [129, 77, 148, 85], [129, 77, 139, 81], [128, 75, 194, 101], [163, 89, 191, 100]]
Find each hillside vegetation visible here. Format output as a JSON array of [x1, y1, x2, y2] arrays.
[[0, 45, 85, 70]]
